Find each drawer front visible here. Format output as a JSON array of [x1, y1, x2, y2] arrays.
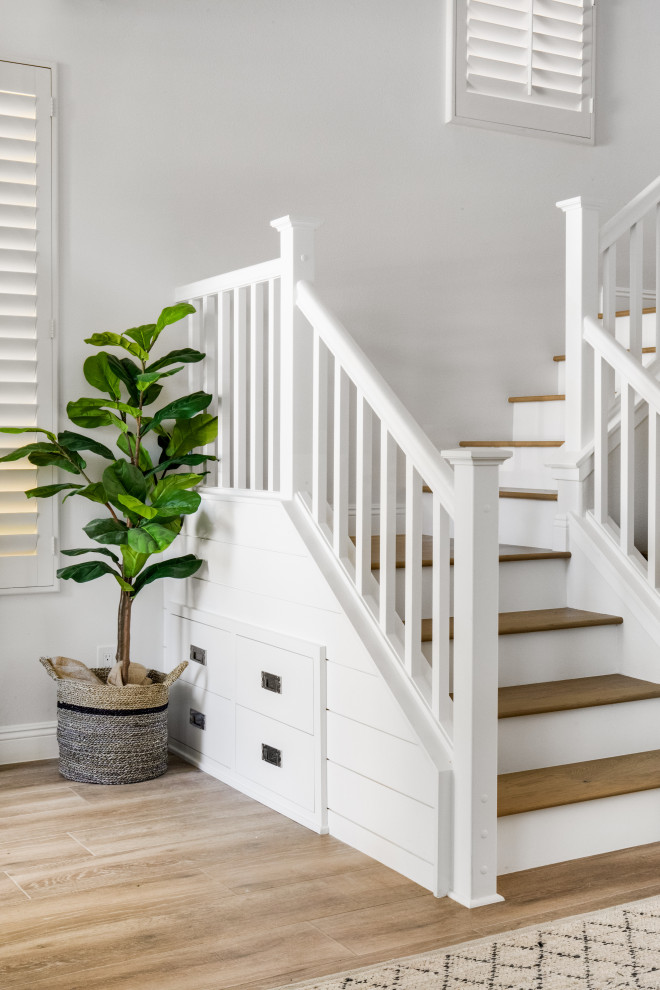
[[235, 636, 314, 733], [166, 612, 234, 700], [235, 705, 315, 810], [169, 681, 234, 768]]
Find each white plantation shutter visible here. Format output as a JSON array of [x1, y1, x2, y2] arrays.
[[451, 0, 595, 140], [0, 59, 57, 593]]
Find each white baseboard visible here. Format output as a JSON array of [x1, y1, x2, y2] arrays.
[[0, 721, 58, 765]]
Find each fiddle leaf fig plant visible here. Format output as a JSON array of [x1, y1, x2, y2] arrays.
[[0, 303, 218, 685]]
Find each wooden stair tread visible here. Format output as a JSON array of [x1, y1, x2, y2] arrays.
[[508, 394, 565, 403], [499, 488, 558, 501], [597, 306, 657, 319], [498, 674, 660, 719], [422, 607, 623, 642], [498, 749, 660, 817], [458, 440, 564, 448], [351, 536, 571, 569]]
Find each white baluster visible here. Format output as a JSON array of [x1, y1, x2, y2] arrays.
[[649, 408, 660, 587], [432, 492, 452, 733], [602, 244, 617, 338], [355, 392, 373, 598], [656, 205, 660, 357], [404, 460, 423, 681], [442, 448, 511, 909], [629, 221, 643, 359], [379, 426, 397, 639], [594, 354, 612, 526], [312, 330, 328, 525], [267, 278, 279, 492], [333, 362, 349, 560], [232, 286, 248, 489], [250, 282, 265, 490], [620, 382, 635, 556], [219, 290, 232, 488], [202, 294, 219, 486]]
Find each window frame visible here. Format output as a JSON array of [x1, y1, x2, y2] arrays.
[[0, 55, 59, 595], [445, 0, 596, 144]]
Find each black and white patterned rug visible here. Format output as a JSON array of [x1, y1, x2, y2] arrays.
[[282, 895, 660, 989]]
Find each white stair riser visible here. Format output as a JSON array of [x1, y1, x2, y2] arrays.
[[512, 401, 565, 441], [499, 698, 660, 773], [556, 360, 565, 394], [498, 497, 557, 549], [498, 447, 560, 489], [498, 788, 660, 874], [391, 557, 568, 618], [497, 623, 623, 685]]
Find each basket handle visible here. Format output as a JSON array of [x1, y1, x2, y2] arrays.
[[39, 656, 60, 681], [163, 661, 188, 687]]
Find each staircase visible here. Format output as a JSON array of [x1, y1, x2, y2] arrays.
[[171, 177, 660, 909]]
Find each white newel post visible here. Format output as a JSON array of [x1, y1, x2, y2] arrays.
[[556, 197, 600, 454], [442, 448, 511, 908], [271, 216, 322, 500]]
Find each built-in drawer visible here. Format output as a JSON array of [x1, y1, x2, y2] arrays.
[[235, 635, 314, 733], [168, 681, 234, 768], [166, 612, 234, 700], [235, 705, 315, 810]]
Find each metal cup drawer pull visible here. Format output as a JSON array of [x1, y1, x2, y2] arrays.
[[189, 644, 207, 665], [261, 743, 282, 767], [261, 670, 282, 694]]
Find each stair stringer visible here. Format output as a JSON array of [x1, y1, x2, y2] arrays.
[[174, 489, 453, 897], [565, 511, 660, 684]]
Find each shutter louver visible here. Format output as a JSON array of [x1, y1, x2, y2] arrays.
[[453, 0, 595, 140], [0, 60, 56, 592]]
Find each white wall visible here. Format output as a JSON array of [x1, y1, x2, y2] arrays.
[[2, 0, 660, 730]]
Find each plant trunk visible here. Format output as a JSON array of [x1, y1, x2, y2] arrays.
[[116, 590, 132, 686]]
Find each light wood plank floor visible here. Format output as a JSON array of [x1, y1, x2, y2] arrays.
[[3, 757, 660, 990]]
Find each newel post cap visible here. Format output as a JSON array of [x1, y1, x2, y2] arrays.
[[270, 215, 323, 232], [556, 196, 602, 213], [442, 448, 513, 468]]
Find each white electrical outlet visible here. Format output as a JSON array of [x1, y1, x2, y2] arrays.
[[97, 645, 116, 666]]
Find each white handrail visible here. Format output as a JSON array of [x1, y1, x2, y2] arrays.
[[584, 317, 660, 413], [296, 280, 456, 514], [176, 258, 281, 300], [600, 175, 660, 252]]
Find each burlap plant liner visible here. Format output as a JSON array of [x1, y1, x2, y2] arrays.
[[40, 658, 188, 785]]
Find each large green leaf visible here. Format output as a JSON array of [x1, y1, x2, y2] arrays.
[[146, 453, 213, 476], [0, 441, 59, 464], [60, 547, 121, 564], [58, 431, 115, 461], [57, 560, 118, 583], [84, 332, 149, 363], [151, 473, 204, 500], [83, 352, 122, 399], [102, 460, 148, 504], [25, 482, 84, 499], [67, 398, 127, 433], [152, 489, 201, 516], [133, 554, 203, 594], [105, 354, 140, 405], [83, 517, 129, 546], [167, 414, 218, 458], [135, 366, 183, 391], [124, 323, 156, 351], [28, 450, 84, 474], [0, 426, 57, 442], [151, 303, 195, 345], [141, 392, 212, 435], [63, 482, 108, 504], [126, 521, 179, 554], [116, 432, 153, 472], [117, 493, 158, 520], [146, 348, 205, 373], [140, 383, 163, 407], [120, 545, 149, 578]]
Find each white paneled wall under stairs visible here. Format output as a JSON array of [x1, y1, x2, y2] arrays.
[[167, 180, 660, 907]]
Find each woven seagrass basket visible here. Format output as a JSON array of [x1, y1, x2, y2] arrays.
[[40, 658, 188, 785]]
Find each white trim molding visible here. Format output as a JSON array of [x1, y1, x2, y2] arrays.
[[0, 720, 58, 765]]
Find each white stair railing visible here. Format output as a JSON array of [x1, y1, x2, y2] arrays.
[[559, 176, 660, 587], [176, 216, 508, 907]]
